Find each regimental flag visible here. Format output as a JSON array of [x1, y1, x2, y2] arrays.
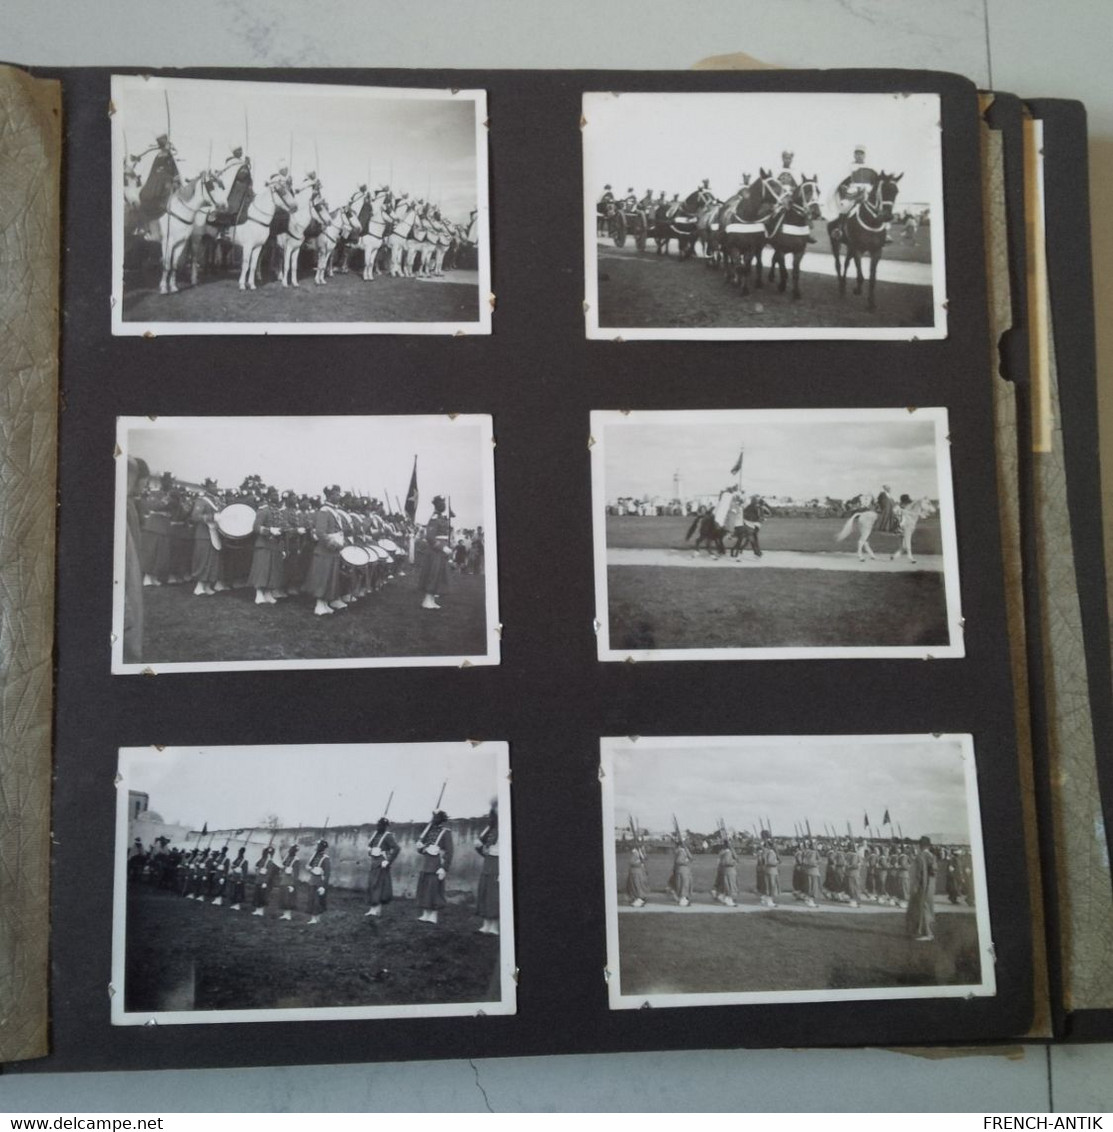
[[864, 811, 870, 829], [882, 809, 892, 826], [404, 456, 419, 521], [729, 447, 745, 476]]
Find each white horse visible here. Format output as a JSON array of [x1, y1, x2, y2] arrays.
[[387, 201, 418, 277], [232, 180, 298, 291], [426, 213, 454, 276], [355, 189, 391, 280], [156, 172, 226, 294], [835, 496, 937, 563], [313, 206, 358, 285]]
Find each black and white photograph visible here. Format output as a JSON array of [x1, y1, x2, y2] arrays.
[[600, 734, 994, 1010], [582, 91, 946, 340], [591, 407, 963, 661], [113, 742, 514, 1025], [111, 75, 490, 335], [112, 414, 498, 673]]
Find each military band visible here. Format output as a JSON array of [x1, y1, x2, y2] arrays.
[[127, 468, 485, 620]]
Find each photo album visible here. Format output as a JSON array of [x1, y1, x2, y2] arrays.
[[0, 63, 1110, 1071]]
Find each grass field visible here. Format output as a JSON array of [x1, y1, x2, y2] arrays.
[[607, 566, 948, 650], [133, 571, 489, 664], [124, 884, 501, 1014], [596, 244, 936, 330], [606, 514, 944, 557], [617, 906, 981, 997], [121, 265, 480, 324]]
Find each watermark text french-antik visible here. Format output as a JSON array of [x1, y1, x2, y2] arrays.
[[984, 1120, 1103, 1130]]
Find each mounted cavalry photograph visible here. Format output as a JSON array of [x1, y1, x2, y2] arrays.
[[111, 414, 499, 673], [600, 734, 994, 1010], [111, 75, 490, 335], [590, 408, 963, 660], [582, 91, 946, 340], [113, 742, 514, 1025]]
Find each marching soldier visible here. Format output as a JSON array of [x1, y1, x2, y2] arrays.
[[625, 835, 650, 909], [712, 835, 739, 907], [226, 846, 249, 910], [757, 831, 780, 908], [668, 831, 693, 907], [304, 839, 330, 925], [252, 845, 278, 916], [278, 842, 301, 921], [364, 817, 400, 918], [416, 810, 453, 925], [474, 799, 500, 935]]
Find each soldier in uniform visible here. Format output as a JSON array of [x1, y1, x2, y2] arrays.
[[802, 839, 822, 908], [875, 484, 901, 535], [625, 834, 650, 908], [666, 831, 693, 907], [189, 478, 224, 597], [416, 810, 454, 925], [226, 846, 249, 910], [474, 799, 501, 934], [712, 835, 739, 908], [757, 831, 780, 908], [844, 841, 863, 908], [418, 495, 452, 611], [364, 817, 400, 918], [304, 839, 330, 925], [278, 842, 301, 921], [132, 134, 179, 222], [830, 146, 890, 244], [772, 151, 817, 243], [248, 486, 288, 605], [906, 836, 938, 941], [251, 845, 278, 916], [221, 147, 253, 224], [307, 485, 348, 616]]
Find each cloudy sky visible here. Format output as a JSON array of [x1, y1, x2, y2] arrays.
[[584, 91, 942, 212], [123, 415, 492, 528], [122, 743, 505, 832], [605, 736, 975, 844], [113, 75, 484, 224], [596, 410, 945, 502]]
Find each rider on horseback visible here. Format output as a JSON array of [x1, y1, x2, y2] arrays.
[[132, 133, 180, 222], [830, 146, 891, 244], [770, 151, 817, 243], [220, 146, 252, 225]]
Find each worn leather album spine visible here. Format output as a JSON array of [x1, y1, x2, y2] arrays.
[[0, 64, 61, 1064]]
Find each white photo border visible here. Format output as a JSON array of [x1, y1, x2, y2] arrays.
[[582, 90, 948, 342], [111, 740, 515, 1026], [599, 733, 995, 1010], [590, 406, 965, 661], [111, 75, 491, 337], [111, 413, 500, 673]]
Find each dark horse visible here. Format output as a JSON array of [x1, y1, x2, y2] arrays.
[[719, 175, 769, 296], [684, 497, 773, 557], [652, 202, 698, 258], [827, 171, 903, 311], [760, 172, 823, 301]]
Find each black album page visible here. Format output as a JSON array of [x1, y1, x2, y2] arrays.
[[40, 66, 1032, 1073]]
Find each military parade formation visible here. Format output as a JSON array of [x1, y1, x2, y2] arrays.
[[128, 462, 483, 628], [622, 824, 974, 942], [124, 131, 480, 295], [127, 798, 500, 935]]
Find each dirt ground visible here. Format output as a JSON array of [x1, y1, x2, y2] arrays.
[[121, 260, 481, 325], [124, 883, 502, 1014], [132, 570, 490, 664], [595, 243, 936, 330]]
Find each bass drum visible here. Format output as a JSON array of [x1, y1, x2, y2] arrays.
[[340, 545, 371, 567], [215, 502, 256, 540]]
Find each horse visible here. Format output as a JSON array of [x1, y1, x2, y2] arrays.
[[827, 171, 903, 311], [693, 200, 724, 265], [719, 178, 770, 296], [155, 171, 226, 295], [387, 200, 418, 277], [426, 212, 454, 276], [835, 495, 937, 562], [229, 179, 298, 291], [685, 512, 728, 556], [354, 188, 392, 280], [313, 206, 358, 285], [760, 172, 823, 301], [651, 202, 697, 258]]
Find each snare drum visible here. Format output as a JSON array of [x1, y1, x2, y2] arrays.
[[340, 545, 370, 567], [214, 502, 256, 540]]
